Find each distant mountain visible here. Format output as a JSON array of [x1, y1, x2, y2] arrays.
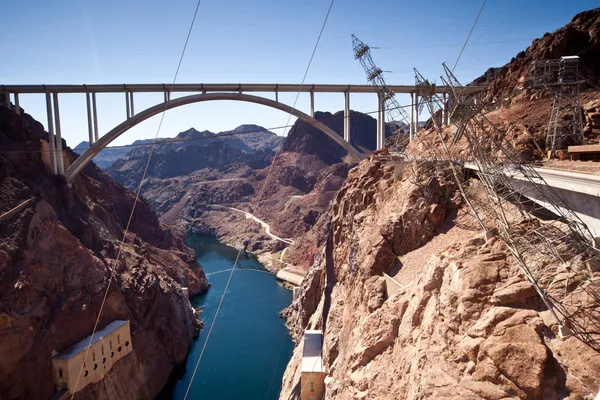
[[74, 138, 167, 168], [106, 125, 280, 189], [75, 124, 279, 170]]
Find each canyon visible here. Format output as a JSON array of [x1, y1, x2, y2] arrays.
[[1, 6, 600, 400], [0, 107, 209, 399]]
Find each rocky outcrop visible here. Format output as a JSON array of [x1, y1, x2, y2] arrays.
[[74, 138, 166, 169], [473, 8, 600, 103], [107, 126, 279, 189], [124, 111, 383, 264], [0, 107, 209, 400], [280, 158, 600, 399]]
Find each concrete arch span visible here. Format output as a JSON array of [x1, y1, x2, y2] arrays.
[[64, 92, 365, 182]]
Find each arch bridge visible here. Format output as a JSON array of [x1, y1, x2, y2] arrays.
[[0, 83, 484, 181]]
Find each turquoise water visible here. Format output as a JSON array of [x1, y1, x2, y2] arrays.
[[158, 235, 294, 400]]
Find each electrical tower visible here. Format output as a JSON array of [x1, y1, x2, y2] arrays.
[[414, 64, 600, 349], [529, 56, 585, 158], [351, 34, 413, 149]]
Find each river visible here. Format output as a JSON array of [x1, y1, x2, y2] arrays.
[[158, 234, 294, 400]]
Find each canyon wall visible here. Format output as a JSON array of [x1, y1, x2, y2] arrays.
[[0, 108, 209, 400], [280, 157, 600, 399]]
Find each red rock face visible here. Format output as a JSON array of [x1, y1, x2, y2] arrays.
[[134, 111, 380, 263], [473, 8, 600, 103], [0, 108, 209, 400], [280, 159, 600, 400]]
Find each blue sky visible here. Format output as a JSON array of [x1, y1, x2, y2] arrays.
[[2, 0, 598, 146]]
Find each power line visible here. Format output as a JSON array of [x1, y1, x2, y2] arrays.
[[69, 0, 205, 396], [452, 0, 487, 73], [181, 1, 337, 398], [0, 103, 416, 156]]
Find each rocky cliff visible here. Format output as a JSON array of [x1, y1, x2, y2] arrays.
[[0, 107, 209, 400], [107, 126, 279, 189], [473, 8, 600, 103], [279, 157, 600, 399], [121, 111, 378, 266]]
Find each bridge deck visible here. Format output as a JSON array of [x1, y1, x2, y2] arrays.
[[1, 83, 484, 94]]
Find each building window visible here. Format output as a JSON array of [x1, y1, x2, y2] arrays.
[[58, 369, 63, 378], [310, 382, 314, 392]]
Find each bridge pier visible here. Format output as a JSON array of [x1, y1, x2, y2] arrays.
[[45, 92, 57, 175], [377, 92, 385, 150], [52, 93, 65, 174], [446, 92, 454, 125], [125, 91, 131, 119], [344, 91, 350, 143], [410, 92, 415, 140], [13, 93, 20, 115], [92, 92, 99, 142], [310, 90, 315, 118], [442, 92, 449, 126], [413, 94, 419, 135], [130, 92, 135, 116], [86, 92, 94, 144]]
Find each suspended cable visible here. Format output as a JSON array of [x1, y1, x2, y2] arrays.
[[0, 104, 419, 156], [452, 0, 487, 73], [70, 0, 205, 396], [182, 1, 337, 398]]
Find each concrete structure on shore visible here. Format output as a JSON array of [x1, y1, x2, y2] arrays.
[[301, 330, 326, 400], [276, 269, 304, 286], [51, 320, 132, 394]]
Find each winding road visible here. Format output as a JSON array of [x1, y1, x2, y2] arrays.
[[210, 204, 295, 245]]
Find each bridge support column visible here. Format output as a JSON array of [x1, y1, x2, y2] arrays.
[[86, 92, 94, 144], [129, 92, 135, 116], [443, 92, 449, 126], [344, 91, 350, 143], [410, 92, 415, 141], [92, 92, 99, 142], [52, 93, 64, 174], [125, 91, 131, 119], [377, 92, 385, 150], [413, 94, 419, 134], [13, 93, 20, 115], [310, 90, 315, 118], [45, 92, 57, 175], [447, 92, 454, 125]]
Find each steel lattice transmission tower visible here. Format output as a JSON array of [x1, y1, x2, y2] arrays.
[[351, 34, 413, 149], [529, 56, 585, 158], [414, 64, 600, 350]]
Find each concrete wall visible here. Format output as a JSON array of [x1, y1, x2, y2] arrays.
[[508, 178, 600, 238], [301, 372, 326, 400], [277, 269, 304, 286], [52, 321, 133, 393]]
